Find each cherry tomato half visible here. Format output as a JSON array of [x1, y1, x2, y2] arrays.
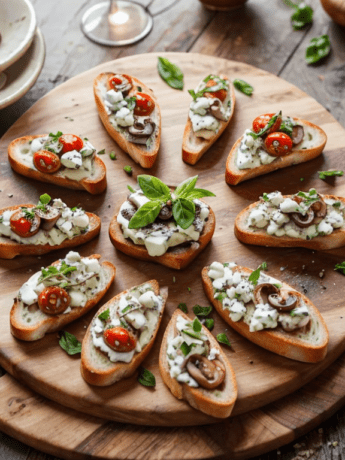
[[33, 150, 61, 174], [103, 327, 137, 352], [10, 209, 41, 238], [204, 78, 227, 102], [134, 92, 155, 116], [38, 286, 71, 315], [252, 113, 282, 134], [59, 134, 83, 153], [108, 74, 133, 91], [264, 132, 293, 156]]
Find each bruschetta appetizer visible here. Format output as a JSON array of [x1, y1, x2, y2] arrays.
[[225, 111, 327, 185], [10, 251, 116, 341], [94, 73, 161, 169], [159, 309, 237, 418], [81, 280, 167, 386], [0, 193, 101, 259], [109, 175, 216, 269], [8, 131, 107, 194], [182, 74, 235, 165], [235, 189, 345, 250], [202, 261, 329, 362]]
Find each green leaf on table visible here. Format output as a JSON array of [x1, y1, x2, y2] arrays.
[[233, 79, 253, 96], [216, 333, 231, 347], [335, 262, 345, 275], [192, 317, 202, 333], [291, 4, 313, 29], [138, 367, 156, 387], [318, 170, 343, 180], [192, 304, 212, 317], [128, 200, 161, 229], [306, 35, 331, 64], [157, 57, 184, 90], [59, 331, 82, 355], [172, 198, 195, 229], [205, 318, 214, 331], [138, 175, 171, 201]]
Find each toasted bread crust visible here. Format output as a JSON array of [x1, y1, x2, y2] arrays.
[[108, 204, 216, 270], [10, 256, 116, 341], [8, 135, 107, 194], [159, 309, 237, 418], [235, 194, 345, 250], [0, 204, 101, 259], [182, 76, 235, 165], [94, 73, 161, 169], [202, 265, 329, 363], [80, 280, 167, 386], [225, 118, 327, 185]]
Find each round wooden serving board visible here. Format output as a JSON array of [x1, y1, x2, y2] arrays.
[[1, 53, 345, 427]]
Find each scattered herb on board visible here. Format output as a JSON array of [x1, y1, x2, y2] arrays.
[[233, 79, 253, 96], [109, 151, 117, 160], [305, 35, 331, 64], [318, 170, 343, 180], [205, 318, 214, 331], [283, 0, 313, 29], [178, 303, 188, 313], [124, 165, 133, 176], [192, 305, 212, 317], [216, 333, 231, 347], [97, 149, 106, 155], [192, 317, 202, 333], [335, 262, 345, 275], [157, 57, 184, 90], [59, 331, 82, 355], [138, 367, 156, 387], [248, 262, 268, 286]]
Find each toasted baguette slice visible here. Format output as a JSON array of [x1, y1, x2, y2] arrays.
[[225, 118, 327, 185], [235, 194, 345, 250], [0, 205, 101, 259], [182, 75, 235, 165], [159, 309, 237, 418], [8, 135, 107, 194], [109, 205, 216, 270], [10, 255, 116, 341], [94, 73, 161, 169], [81, 280, 167, 386], [202, 264, 329, 363]]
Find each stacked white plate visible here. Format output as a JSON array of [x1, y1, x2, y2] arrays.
[[0, 0, 45, 109]]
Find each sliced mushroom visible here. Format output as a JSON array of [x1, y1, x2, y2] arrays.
[[254, 283, 280, 306], [268, 289, 299, 311], [290, 194, 327, 227], [185, 354, 225, 389], [209, 99, 228, 121], [291, 125, 304, 145], [290, 208, 315, 228], [311, 195, 327, 224], [127, 118, 156, 145], [35, 206, 61, 231]]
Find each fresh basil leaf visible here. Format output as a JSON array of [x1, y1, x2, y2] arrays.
[[174, 175, 198, 199], [127, 185, 136, 193], [49, 131, 63, 141], [216, 333, 231, 347], [248, 262, 268, 286], [98, 309, 110, 321], [186, 188, 216, 200], [157, 57, 184, 90], [205, 318, 214, 331], [39, 193, 51, 205], [318, 170, 343, 180], [291, 4, 313, 30], [138, 367, 156, 387], [59, 331, 82, 355], [178, 303, 188, 313], [123, 165, 133, 175], [193, 304, 212, 317], [306, 35, 331, 65], [128, 201, 161, 229], [138, 175, 171, 201], [335, 262, 345, 275], [172, 198, 195, 229], [233, 79, 253, 96], [192, 317, 202, 333], [180, 342, 192, 356]]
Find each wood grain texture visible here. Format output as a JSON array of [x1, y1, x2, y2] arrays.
[[1, 54, 345, 429]]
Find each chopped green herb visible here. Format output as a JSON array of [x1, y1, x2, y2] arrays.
[[21, 207, 36, 220], [335, 262, 345, 275], [173, 276, 176, 283], [283, 0, 313, 29], [178, 303, 188, 313], [235, 293, 241, 299], [215, 292, 227, 301], [49, 131, 63, 142], [98, 309, 110, 321], [262, 193, 269, 202], [216, 333, 231, 347], [59, 331, 82, 355], [333, 202, 341, 208], [124, 165, 133, 175], [205, 318, 214, 331], [157, 57, 184, 90], [279, 118, 294, 136], [182, 329, 201, 340], [138, 367, 156, 387], [187, 287, 191, 292], [97, 149, 106, 155], [318, 170, 343, 180], [180, 342, 192, 356], [137, 86, 142, 92], [233, 79, 253, 96], [192, 305, 212, 317], [189, 75, 228, 100], [300, 178, 304, 181], [306, 35, 331, 64], [192, 317, 202, 333], [127, 185, 136, 193], [248, 262, 267, 286], [109, 151, 117, 160], [273, 283, 282, 289]]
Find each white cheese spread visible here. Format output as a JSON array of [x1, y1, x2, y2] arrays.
[[91, 284, 163, 363]]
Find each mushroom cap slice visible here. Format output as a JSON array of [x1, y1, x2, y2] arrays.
[[292, 125, 304, 145], [290, 208, 315, 228], [254, 283, 280, 305], [268, 290, 299, 311], [35, 205, 61, 231], [185, 354, 225, 390]]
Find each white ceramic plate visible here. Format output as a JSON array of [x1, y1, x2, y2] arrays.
[[0, 28, 45, 110], [0, 0, 36, 72]]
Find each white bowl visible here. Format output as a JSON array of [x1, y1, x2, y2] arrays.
[[0, 0, 36, 72]]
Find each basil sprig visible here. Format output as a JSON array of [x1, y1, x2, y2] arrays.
[[283, 0, 313, 29], [306, 35, 331, 64], [233, 79, 253, 96], [128, 175, 215, 230], [157, 57, 184, 90], [59, 331, 82, 355], [249, 111, 282, 140], [318, 170, 344, 180], [188, 75, 228, 101]]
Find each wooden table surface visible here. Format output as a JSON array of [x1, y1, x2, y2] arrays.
[[1, 0, 345, 459]]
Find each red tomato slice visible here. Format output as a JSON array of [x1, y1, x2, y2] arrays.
[[59, 134, 83, 153], [134, 92, 155, 116], [38, 286, 71, 315], [108, 74, 133, 91], [252, 113, 282, 134], [264, 132, 293, 156], [10, 209, 41, 238], [103, 327, 137, 352], [33, 150, 61, 174], [204, 79, 227, 102]]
